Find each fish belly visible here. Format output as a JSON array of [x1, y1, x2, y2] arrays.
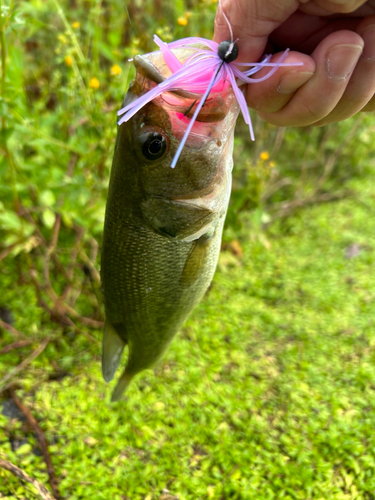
[[101, 212, 224, 378]]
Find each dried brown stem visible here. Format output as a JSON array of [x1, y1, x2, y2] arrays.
[[268, 191, 349, 222], [56, 154, 78, 209], [0, 240, 28, 262], [29, 272, 98, 343], [0, 457, 57, 500], [89, 236, 99, 263], [21, 207, 70, 281], [21, 207, 48, 245], [30, 266, 103, 330], [49, 213, 62, 254], [261, 177, 293, 203], [9, 390, 61, 500], [0, 318, 27, 339], [0, 336, 51, 393], [270, 127, 286, 158], [0, 235, 41, 263], [79, 248, 100, 283], [41, 213, 63, 312], [64, 317, 98, 342], [46, 284, 103, 328], [53, 155, 80, 303], [61, 224, 85, 301], [316, 117, 363, 190], [0, 340, 33, 354]]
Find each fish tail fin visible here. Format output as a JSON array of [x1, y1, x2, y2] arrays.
[[102, 319, 126, 382], [111, 370, 135, 402]]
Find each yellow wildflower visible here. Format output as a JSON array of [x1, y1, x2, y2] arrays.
[[72, 21, 80, 29], [89, 77, 100, 90], [64, 55, 73, 67], [185, 11, 192, 19], [177, 16, 188, 26], [260, 151, 270, 161], [154, 401, 165, 411], [58, 34, 68, 44], [110, 64, 122, 76], [207, 486, 215, 498], [269, 161, 276, 168]]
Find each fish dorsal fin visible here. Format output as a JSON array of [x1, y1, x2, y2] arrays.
[[102, 320, 126, 382]]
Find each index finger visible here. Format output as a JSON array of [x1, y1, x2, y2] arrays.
[[213, 0, 300, 62]]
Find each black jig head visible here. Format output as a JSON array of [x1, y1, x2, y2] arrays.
[[218, 40, 239, 63]]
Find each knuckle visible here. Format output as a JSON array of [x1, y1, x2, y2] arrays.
[[299, 100, 326, 122]]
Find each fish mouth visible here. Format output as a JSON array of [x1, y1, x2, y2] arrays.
[[134, 55, 201, 100], [133, 53, 230, 123]]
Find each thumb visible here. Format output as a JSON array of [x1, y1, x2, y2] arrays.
[[213, 0, 300, 62]]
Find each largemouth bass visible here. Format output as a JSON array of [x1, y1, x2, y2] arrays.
[[101, 48, 239, 401]]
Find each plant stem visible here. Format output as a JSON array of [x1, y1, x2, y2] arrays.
[[0, 0, 7, 121], [0, 0, 19, 212]]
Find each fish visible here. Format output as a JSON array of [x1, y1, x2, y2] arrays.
[[100, 47, 240, 401]]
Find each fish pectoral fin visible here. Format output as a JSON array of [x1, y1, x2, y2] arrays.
[[102, 320, 126, 382], [180, 231, 214, 287], [141, 197, 215, 239]]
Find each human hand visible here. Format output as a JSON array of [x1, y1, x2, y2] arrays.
[[214, 0, 375, 127]]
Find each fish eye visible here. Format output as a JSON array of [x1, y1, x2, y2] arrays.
[[141, 133, 168, 161]]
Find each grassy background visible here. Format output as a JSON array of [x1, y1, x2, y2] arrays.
[[1, 0, 375, 499]]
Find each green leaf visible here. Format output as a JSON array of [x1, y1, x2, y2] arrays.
[[0, 210, 22, 232], [42, 208, 56, 229], [39, 189, 56, 207]]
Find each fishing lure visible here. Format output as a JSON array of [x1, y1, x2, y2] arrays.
[[117, 20, 302, 169]]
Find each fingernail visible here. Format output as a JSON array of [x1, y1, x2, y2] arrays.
[[326, 44, 363, 81], [277, 71, 314, 94], [360, 25, 375, 61]]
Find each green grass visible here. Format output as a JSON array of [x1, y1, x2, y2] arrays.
[[1, 0, 375, 498], [2, 174, 375, 499]]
